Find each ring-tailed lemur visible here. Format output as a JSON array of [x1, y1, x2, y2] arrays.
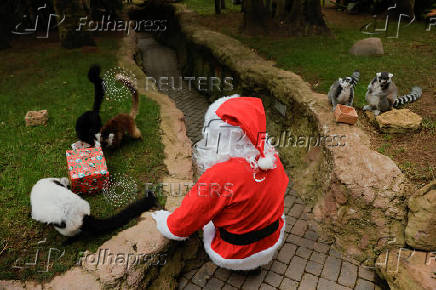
[[363, 72, 422, 116], [328, 70, 360, 111]]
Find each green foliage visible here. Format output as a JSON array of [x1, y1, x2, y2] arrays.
[[0, 36, 165, 280]]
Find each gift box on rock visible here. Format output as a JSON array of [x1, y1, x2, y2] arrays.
[[66, 147, 109, 194]]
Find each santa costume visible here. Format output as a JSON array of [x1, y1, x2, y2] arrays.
[[152, 95, 289, 270]]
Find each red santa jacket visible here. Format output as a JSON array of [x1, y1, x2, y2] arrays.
[[153, 156, 288, 270]]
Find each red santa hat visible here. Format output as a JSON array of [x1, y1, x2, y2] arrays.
[[215, 97, 276, 170]]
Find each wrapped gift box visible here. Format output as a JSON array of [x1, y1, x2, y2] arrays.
[[66, 147, 109, 194], [334, 104, 358, 125]]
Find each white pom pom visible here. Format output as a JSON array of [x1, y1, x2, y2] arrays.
[[258, 154, 276, 170]]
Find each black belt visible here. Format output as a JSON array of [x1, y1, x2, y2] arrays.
[[219, 219, 279, 246]]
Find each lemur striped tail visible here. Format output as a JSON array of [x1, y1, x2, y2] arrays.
[[350, 70, 360, 86], [393, 87, 422, 108]]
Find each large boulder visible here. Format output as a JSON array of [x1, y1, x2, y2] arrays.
[[376, 248, 436, 290], [405, 180, 436, 251], [349, 37, 384, 56], [376, 109, 422, 133]]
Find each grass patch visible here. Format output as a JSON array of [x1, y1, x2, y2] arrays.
[[183, 0, 241, 15], [235, 21, 435, 108], [0, 36, 165, 281]]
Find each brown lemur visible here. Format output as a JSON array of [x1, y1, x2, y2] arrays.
[[363, 72, 422, 116], [98, 74, 142, 149]]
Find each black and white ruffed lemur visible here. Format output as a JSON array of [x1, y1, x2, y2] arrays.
[[30, 178, 157, 237], [363, 72, 422, 116], [75, 65, 105, 146], [328, 70, 360, 110]]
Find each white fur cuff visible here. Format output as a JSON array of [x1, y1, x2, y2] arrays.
[[151, 210, 188, 241]]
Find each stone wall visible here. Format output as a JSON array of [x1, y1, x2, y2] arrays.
[[136, 2, 410, 265]]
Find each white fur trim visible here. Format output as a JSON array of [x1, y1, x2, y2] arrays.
[[203, 215, 286, 271], [151, 210, 188, 241], [258, 155, 276, 170]]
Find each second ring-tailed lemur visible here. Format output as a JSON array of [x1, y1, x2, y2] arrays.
[[328, 70, 360, 110], [364, 72, 422, 116]]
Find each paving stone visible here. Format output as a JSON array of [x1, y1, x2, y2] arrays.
[[277, 243, 297, 264], [291, 220, 308, 236], [184, 269, 197, 280], [313, 242, 330, 254], [296, 247, 312, 259], [299, 273, 318, 290], [280, 277, 299, 290], [285, 195, 296, 208], [304, 230, 319, 241], [242, 269, 267, 290], [338, 255, 358, 266], [358, 266, 375, 282], [271, 261, 287, 275], [287, 234, 302, 244], [222, 285, 238, 290], [289, 203, 305, 218], [204, 277, 225, 290], [287, 216, 297, 227], [286, 221, 293, 233], [263, 260, 273, 270], [178, 277, 188, 289], [227, 272, 246, 288], [321, 256, 341, 281], [317, 278, 351, 290], [285, 256, 307, 281], [260, 283, 276, 290], [192, 262, 217, 287], [329, 247, 342, 258], [184, 282, 201, 290], [355, 279, 375, 290], [338, 261, 357, 288], [310, 252, 326, 265], [295, 237, 315, 250], [215, 267, 232, 282], [300, 212, 310, 220], [265, 271, 283, 287], [305, 260, 323, 276]]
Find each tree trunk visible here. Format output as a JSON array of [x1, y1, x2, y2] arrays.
[[221, 0, 226, 9], [287, 0, 329, 35], [215, 0, 221, 14], [243, 0, 271, 33], [398, 0, 415, 17], [53, 0, 94, 49]]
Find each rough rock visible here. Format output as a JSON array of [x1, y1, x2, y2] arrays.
[[405, 180, 436, 251], [376, 248, 436, 290], [24, 110, 48, 127], [349, 37, 384, 56], [376, 109, 422, 133], [44, 268, 100, 290]]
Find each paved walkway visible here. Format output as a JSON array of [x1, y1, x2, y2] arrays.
[[136, 33, 379, 290]]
